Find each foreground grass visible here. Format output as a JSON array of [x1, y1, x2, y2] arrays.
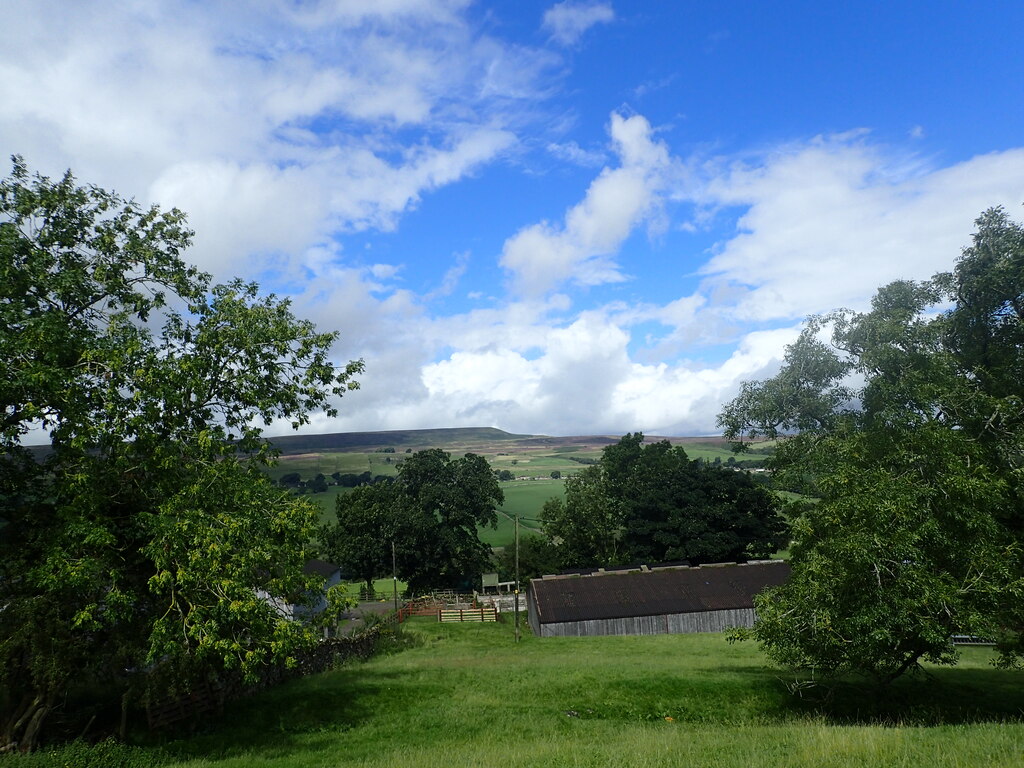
[[12, 620, 1024, 767]]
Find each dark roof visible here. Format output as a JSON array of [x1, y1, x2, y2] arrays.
[[557, 560, 691, 577], [529, 561, 790, 624], [302, 559, 341, 578]]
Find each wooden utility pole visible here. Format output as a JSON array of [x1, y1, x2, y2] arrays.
[[392, 540, 399, 613], [514, 512, 520, 643]]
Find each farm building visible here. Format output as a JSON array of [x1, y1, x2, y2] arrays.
[[527, 561, 789, 638]]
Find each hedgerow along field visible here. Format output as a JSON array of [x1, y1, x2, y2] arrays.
[[17, 618, 1024, 768]]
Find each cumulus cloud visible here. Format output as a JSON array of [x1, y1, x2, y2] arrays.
[[696, 137, 1024, 323], [5, 1, 1024, 439], [501, 111, 675, 296], [0, 0, 533, 278], [328, 130, 1024, 437], [542, 1, 615, 46]]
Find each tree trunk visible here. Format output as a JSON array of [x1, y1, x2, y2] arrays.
[[4, 690, 55, 752]]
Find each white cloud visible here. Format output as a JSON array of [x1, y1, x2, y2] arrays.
[[696, 137, 1024, 323], [542, 1, 615, 46], [501, 111, 675, 296], [547, 140, 607, 167], [425, 252, 472, 300], [0, 0, 534, 280], [321, 131, 1024, 438]]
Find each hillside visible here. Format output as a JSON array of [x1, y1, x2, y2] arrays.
[[264, 426, 735, 457]]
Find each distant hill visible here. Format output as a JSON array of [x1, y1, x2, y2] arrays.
[[263, 427, 727, 456], [22, 427, 734, 459], [264, 426, 537, 455]]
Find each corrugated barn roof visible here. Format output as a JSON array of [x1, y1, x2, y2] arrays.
[[529, 561, 790, 624]]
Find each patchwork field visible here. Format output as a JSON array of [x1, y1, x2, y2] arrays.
[[18, 619, 1024, 767]]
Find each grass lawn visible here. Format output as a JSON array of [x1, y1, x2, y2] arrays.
[[20, 619, 1024, 768]]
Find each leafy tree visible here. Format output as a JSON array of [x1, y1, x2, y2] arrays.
[[494, 533, 562, 582], [392, 449, 503, 592], [617, 440, 785, 565], [495, 469, 514, 482], [719, 209, 1024, 685], [0, 158, 362, 748], [550, 470, 561, 479], [322, 483, 395, 593], [309, 472, 329, 493], [280, 471, 303, 487], [540, 433, 785, 570], [541, 465, 625, 569], [323, 449, 503, 594]]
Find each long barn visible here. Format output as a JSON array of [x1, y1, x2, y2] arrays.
[[526, 561, 789, 638]]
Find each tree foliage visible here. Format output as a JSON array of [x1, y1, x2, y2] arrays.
[[0, 158, 362, 748], [719, 208, 1024, 685], [493, 533, 562, 583], [540, 433, 786, 570], [323, 449, 503, 594], [322, 483, 395, 592]]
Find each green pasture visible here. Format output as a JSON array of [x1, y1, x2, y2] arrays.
[[488, 450, 600, 476], [264, 451, 403, 483], [499, 479, 564, 521], [478, 480, 563, 547], [20, 619, 1024, 767]]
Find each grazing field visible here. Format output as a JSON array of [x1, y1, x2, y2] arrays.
[[18, 618, 1024, 767], [499, 479, 564, 518]]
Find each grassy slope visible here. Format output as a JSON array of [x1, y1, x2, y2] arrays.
[[119, 620, 1024, 768]]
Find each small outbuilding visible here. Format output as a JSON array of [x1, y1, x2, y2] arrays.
[[527, 560, 789, 638]]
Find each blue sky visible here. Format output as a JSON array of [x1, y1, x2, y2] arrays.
[[3, 1, 1023, 436]]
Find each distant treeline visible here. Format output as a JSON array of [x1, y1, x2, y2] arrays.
[[569, 454, 765, 469], [278, 470, 393, 492]]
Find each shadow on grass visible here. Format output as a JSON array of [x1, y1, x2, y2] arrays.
[[154, 666, 440, 763], [787, 665, 1024, 726], [560, 662, 1024, 728]]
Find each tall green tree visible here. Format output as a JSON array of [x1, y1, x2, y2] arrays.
[[0, 158, 362, 748], [395, 449, 503, 592], [540, 464, 625, 569], [719, 209, 1024, 685], [323, 449, 503, 594], [540, 433, 786, 570], [323, 482, 396, 593]]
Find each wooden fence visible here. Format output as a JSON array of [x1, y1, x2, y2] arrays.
[[439, 606, 497, 623]]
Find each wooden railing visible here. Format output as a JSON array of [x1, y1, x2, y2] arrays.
[[439, 606, 497, 622]]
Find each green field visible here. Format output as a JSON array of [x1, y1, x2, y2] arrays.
[[18, 620, 1024, 767], [265, 452, 403, 483]]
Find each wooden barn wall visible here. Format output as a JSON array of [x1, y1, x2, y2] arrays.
[[538, 608, 757, 638], [527, 591, 541, 636]]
